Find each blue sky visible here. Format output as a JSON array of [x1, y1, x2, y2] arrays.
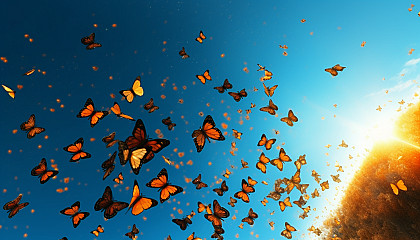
[[0, 1, 419, 239]]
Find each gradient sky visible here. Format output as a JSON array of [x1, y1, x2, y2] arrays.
[[1, 1, 419, 239]]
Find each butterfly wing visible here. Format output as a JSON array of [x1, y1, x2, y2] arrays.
[[118, 141, 130, 165], [94, 186, 113, 212], [120, 89, 135, 103], [125, 119, 147, 149], [132, 77, 144, 96], [2, 84, 15, 98], [104, 201, 128, 219], [20, 114, 36, 131], [76, 98, 95, 119], [72, 212, 89, 228], [129, 147, 152, 175]]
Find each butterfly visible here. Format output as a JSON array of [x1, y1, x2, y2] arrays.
[[390, 180, 407, 195], [279, 197, 292, 211], [162, 117, 176, 130], [257, 64, 266, 71], [63, 137, 91, 162], [331, 174, 341, 183], [227, 197, 237, 207], [240, 159, 249, 170], [281, 222, 296, 239], [2, 84, 15, 98], [187, 232, 202, 240], [162, 155, 174, 165], [94, 186, 129, 219], [270, 148, 292, 171], [232, 129, 242, 139], [102, 132, 119, 148], [198, 202, 212, 214], [238, 223, 244, 229], [261, 198, 268, 206], [296, 183, 309, 194], [338, 140, 348, 148], [214, 79, 233, 93], [320, 181, 329, 191], [223, 168, 231, 178], [294, 154, 307, 170], [196, 70, 211, 84], [308, 226, 322, 236], [23, 69, 35, 76], [120, 77, 144, 103], [195, 30, 206, 43], [146, 168, 183, 203], [101, 151, 116, 180], [3, 194, 29, 218], [311, 170, 321, 183], [192, 174, 208, 190], [31, 158, 58, 184], [211, 226, 225, 240], [280, 110, 298, 126], [20, 114, 45, 139], [76, 98, 109, 127], [263, 83, 278, 97], [213, 180, 229, 196], [192, 115, 225, 152], [234, 179, 255, 203], [247, 176, 258, 186], [256, 152, 270, 174], [144, 98, 159, 113], [110, 102, 134, 121], [285, 170, 302, 194], [311, 188, 320, 198], [179, 47, 189, 59], [125, 224, 139, 239], [204, 200, 230, 227], [228, 89, 247, 102], [172, 216, 192, 230], [293, 196, 307, 208], [81, 33, 102, 50], [128, 180, 158, 215], [90, 225, 104, 237], [267, 183, 285, 201], [242, 208, 258, 225], [59, 201, 89, 228], [262, 69, 273, 81], [325, 64, 346, 76], [113, 172, 124, 184], [257, 134, 276, 150], [259, 99, 278, 115]]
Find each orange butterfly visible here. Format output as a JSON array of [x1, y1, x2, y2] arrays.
[[197, 202, 212, 214], [223, 168, 231, 178], [162, 117, 176, 131], [60, 201, 89, 228], [263, 83, 278, 97], [247, 176, 258, 186], [94, 186, 128, 219], [211, 226, 225, 240], [280, 110, 298, 126], [172, 216, 193, 230], [241, 159, 249, 169], [296, 183, 309, 194], [120, 76, 144, 103], [256, 152, 270, 174], [228, 89, 247, 102], [90, 225, 104, 237], [31, 158, 58, 184], [146, 168, 183, 203], [179, 47, 189, 59], [234, 179, 255, 203], [227, 197, 237, 207], [128, 180, 158, 215], [192, 174, 208, 190], [325, 64, 346, 76], [187, 232, 202, 240], [261, 198, 268, 206], [285, 170, 301, 194], [260, 99, 278, 115], [77, 98, 109, 127], [331, 174, 341, 183], [125, 224, 140, 239], [204, 200, 230, 227], [294, 154, 307, 170], [144, 98, 159, 113], [101, 151, 116, 180], [311, 188, 320, 198], [390, 180, 407, 195], [270, 148, 292, 171], [110, 102, 134, 121], [320, 181, 329, 191], [192, 115, 225, 152], [281, 222, 296, 239], [213, 180, 229, 196], [293, 196, 307, 208], [113, 172, 124, 184], [242, 208, 258, 225], [195, 31, 206, 43], [3, 194, 29, 218], [196, 70, 211, 84], [257, 134, 276, 150], [214, 79, 233, 93], [20, 114, 45, 139], [279, 197, 292, 211], [81, 33, 102, 50], [2, 84, 15, 98], [101, 132, 119, 148], [63, 138, 91, 162]]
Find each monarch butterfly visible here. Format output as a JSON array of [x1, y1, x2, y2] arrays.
[[110, 102, 135, 121], [223, 168, 231, 178], [267, 183, 285, 201], [311, 170, 321, 183], [31, 158, 58, 184], [240, 159, 249, 170], [308, 225, 322, 236], [227, 197, 237, 207], [128, 180, 158, 215], [195, 30, 206, 43], [293, 196, 307, 208], [256, 152, 270, 174], [211, 225, 225, 240], [228, 89, 247, 102], [214, 79, 233, 93], [338, 140, 348, 148], [120, 76, 144, 103], [390, 179, 407, 195], [234, 179, 255, 203], [261, 198, 268, 206], [76, 98, 109, 127], [286, 170, 301, 194], [197, 202, 212, 214], [3, 194, 29, 218], [1, 84, 15, 98], [325, 64, 346, 76], [113, 172, 123, 184], [213, 180, 229, 196], [59, 201, 89, 228], [162, 117, 176, 131], [23, 69, 35, 76], [101, 151, 116, 180], [320, 180, 329, 191], [263, 83, 278, 97], [146, 168, 183, 203], [94, 186, 129, 219], [81, 33, 102, 50], [20, 114, 45, 139], [257, 64, 265, 71], [279, 197, 292, 212], [172, 216, 192, 230], [63, 137, 91, 162], [179, 47, 189, 59], [311, 188, 320, 198], [281, 222, 296, 239], [187, 232, 202, 240], [257, 134, 276, 150], [247, 176, 258, 186], [204, 200, 230, 227], [196, 70, 211, 84], [331, 174, 341, 183], [280, 110, 298, 126], [294, 154, 307, 170], [242, 208, 258, 225], [102, 132, 119, 148], [192, 115, 225, 152], [192, 174, 208, 190], [90, 225, 104, 237], [260, 99, 278, 115], [125, 224, 139, 239], [231, 129, 243, 140], [296, 183, 309, 194], [144, 98, 159, 113], [262, 69, 273, 81], [270, 148, 292, 171]]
